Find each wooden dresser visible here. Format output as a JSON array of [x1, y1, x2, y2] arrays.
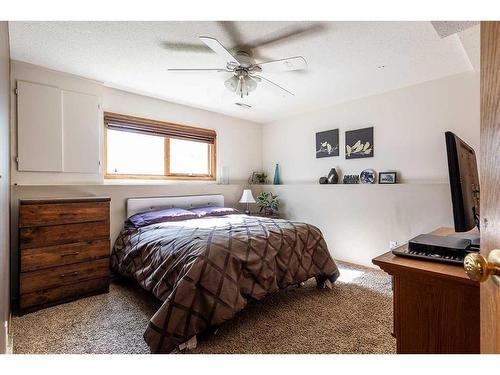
[[372, 227, 480, 353], [18, 197, 111, 314]]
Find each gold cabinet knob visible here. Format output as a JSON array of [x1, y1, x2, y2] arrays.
[[464, 249, 500, 286]]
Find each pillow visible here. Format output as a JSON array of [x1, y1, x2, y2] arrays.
[[125, 207, 197, 228], [189, 206, 240, 218]]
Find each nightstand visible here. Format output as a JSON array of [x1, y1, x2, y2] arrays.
[[372, 227, 479, 353]]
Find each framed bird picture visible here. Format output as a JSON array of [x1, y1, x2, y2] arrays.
[[315, 129, 339, 158], [345, 127, 374, 159]]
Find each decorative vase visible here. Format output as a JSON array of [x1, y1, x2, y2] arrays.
[[327, 168, 339, 184], [273, 163, 281, 185]]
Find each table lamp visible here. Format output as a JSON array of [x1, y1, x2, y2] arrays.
[[239, 189, 256, 215]]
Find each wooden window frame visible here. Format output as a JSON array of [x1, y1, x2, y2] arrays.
[[103, 112, 216, 181]]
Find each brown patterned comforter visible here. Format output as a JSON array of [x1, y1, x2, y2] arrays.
[[111, 214, 339, 353]]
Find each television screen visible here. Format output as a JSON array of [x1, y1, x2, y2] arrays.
[[445, 131, 480, 232]]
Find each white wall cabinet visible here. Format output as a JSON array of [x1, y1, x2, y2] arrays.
[[17, 81, 63, 172], [62, 90, 100, 173], [17, 80, 100, 174]]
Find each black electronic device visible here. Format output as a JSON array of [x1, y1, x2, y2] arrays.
[[392, 234, 476, 265], [392, 132, 480, 265]]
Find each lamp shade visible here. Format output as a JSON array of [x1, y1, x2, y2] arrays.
[[239, 189, 256, 204]]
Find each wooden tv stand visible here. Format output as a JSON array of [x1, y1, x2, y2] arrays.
[[372, 227, 480, 353]]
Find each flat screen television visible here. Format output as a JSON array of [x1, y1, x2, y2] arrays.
[[391, 131, 480, 263], [445, 131, 480, 236]]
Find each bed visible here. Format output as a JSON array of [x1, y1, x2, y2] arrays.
[[111, 194, 339, 353]]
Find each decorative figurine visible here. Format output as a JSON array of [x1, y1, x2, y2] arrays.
[[327, 168, 339, 184]]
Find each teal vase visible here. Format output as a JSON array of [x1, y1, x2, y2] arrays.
[[273, 163, 281, 185]]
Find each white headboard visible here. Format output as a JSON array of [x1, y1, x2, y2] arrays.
[[126, 194, 225, 218]]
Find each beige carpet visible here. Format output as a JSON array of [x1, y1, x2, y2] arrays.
[[12, 261, 395, 354]]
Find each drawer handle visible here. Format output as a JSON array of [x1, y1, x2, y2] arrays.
[[60, 271, 79, 278], [61, 252, 80, 257]]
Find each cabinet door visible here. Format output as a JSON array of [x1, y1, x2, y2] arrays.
[[17, 81, 63, 171], [62, 90, 100, 173]]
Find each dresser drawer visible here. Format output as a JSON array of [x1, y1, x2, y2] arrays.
[[20, 277, 109, 311], [20, 201, 109, 227], [20, 258, 110, 295], [21, 239, 110, 272], [20, 221, 109, 249]]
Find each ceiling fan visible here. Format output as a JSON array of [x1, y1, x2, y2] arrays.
[[167, 36, 307, 98]]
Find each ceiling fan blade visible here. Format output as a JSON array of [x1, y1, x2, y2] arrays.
[[215, 22, 324, 62], [199, 36, 240, 65], [160, 41, 211, 53], [217, 21, 246, 49], [167, 68, 227, 72], [254, 56, 307, 73], [255, 76, 294, 96], [246, 23, 326, 50]]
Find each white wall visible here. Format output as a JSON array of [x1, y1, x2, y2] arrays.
[[265, 183, 453, 266], [261, 72, 480, 266], [8, 61, 263, 306], [263, 72, 479, 184], [0, 22, 10, 354], [10, 61, 263, 185], [9, 63, 480, 271]]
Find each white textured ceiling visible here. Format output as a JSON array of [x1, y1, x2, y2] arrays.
[[458, 24, 480, 71], [430, 21, 479, 38], [8, 21, 478, 124]]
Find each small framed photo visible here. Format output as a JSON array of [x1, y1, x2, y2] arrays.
[[379, 172, 397, 184]]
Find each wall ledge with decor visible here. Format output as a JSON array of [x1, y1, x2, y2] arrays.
[[255, 181, 449, 186], [263, 182, 453, 266]]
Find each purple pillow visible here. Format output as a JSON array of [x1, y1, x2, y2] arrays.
[[189, 206, 240, 218], [126, 207, 197, 228]]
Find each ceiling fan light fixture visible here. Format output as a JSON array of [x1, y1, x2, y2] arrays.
[[224, 75, 239, 92], [237, 76, 249, 98], [226, 71, 258, 98], [246, 76, 257, 92], [167, 35, 305, 98]]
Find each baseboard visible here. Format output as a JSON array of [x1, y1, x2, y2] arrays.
[[4, 316, 13, 354], [2, 320, 8, 354], [6, 332, 12, 354]]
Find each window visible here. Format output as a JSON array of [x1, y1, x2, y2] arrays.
[[169, 138, 209, 175], [104, 112, 216, 180]]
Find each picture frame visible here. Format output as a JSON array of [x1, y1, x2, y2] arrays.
[[316, 129, 339, 158], [379, 172, 397, 184], [345, 127, 374, 159], [248, 171, 267, 185]]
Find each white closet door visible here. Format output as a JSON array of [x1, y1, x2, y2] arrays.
[[17, 81, 63, 171], [62, 90, 100, 173]]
